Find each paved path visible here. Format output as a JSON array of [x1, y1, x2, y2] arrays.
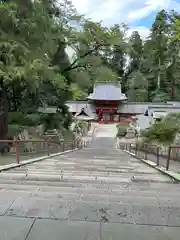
[[0, 125, 180, 239]]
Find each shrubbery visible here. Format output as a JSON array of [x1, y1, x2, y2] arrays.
[[73, 120, 88, 135], [76, 120, 88, 130], [8, 112, 41, 137], [116, 124, 128, 138], [8, 112, 41, 126], [8, 111, 72, 135], [8, 124, 23, 136], [141, 113, 180, 144]]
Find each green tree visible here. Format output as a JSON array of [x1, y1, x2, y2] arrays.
[[128, 31, 143, 73], [143, 10, 171, 101], [0, 0, 74, 131], [166, 11, 180, 100], [141, 113, 180, 145], [102, 24, 128, 92], [64, 21, 126, 98], [125, 31, 148, 101], [127, 71, 148, 102]]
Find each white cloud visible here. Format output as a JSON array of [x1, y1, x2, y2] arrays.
[[86, 0, 131, 23], [71, 0, 89, 13], [127, 0, 175, 21], [72, 0, 135, 24], [71, 0, 180, 39], [72, 0, 179, 24]]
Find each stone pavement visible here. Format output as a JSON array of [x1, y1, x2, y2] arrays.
[[0, 124, 180, 239]]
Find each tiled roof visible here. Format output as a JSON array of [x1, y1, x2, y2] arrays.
[[83, 105, 96, 118], [118, 103, 149, 114], [39, 101, 180, 116], [87, 82, 127, 101], [148, 106, 180, 115], [118, 103, 175, 114]]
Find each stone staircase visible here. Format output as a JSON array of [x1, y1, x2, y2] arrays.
[[0, 125, 180, 236]]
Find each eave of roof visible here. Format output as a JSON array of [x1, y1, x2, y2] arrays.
[[87, 81, 127, 101]]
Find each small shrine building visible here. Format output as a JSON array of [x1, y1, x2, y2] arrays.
[[39, 81, 180, 125]]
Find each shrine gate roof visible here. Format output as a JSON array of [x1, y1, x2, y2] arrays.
[[87, 82, 127, 101]]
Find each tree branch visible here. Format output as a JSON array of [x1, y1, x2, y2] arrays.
[[62, 44, 102, 73], [64, 64, 86, 72]]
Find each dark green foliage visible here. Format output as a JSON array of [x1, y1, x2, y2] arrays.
[[1, 0, 180, 138], [116, 124, 128, 138], [40, 107, 73, 133], [76, 120, 88, 130], [40, 114, 62, 133], [128, 31, 143, 72], [141, 113, 180, 144], [8, 112, 41, 126], [8, 124, 24, 136], [0, 0, 128, 134]]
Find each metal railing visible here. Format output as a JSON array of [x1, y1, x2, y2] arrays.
[[120, 142, 180, 171], [0, 138, 90, 165]]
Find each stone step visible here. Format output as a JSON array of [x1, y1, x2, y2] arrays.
[[24, 168, 157, 173], [0, 174, 178, 189], [12, 166, 138, 172], [0, 193, 174, 212], [0, 170, 174, 184], [3, 196, 180, 226], [0, 172, 173, 184], [25, 162, 134, 168], [0, 173, 131, 184], [5, 187, 180, 203], [1, 187, 180, 211], [0, 129, 179, 227], [5, 174, 173, 188], [0, 182, 179, 198], [131, 175, 173, 183], [7, 169, 163, 178], [0, 189, 161, 206], [10, 167, 155, 175]]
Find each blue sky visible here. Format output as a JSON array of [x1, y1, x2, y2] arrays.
[[71, 0, 180, 39], [136, 11, 159, 28]]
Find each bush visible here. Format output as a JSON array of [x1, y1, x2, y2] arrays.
[[26, 114, 41, 126], [8, 112, 41, 126], [8, 124, 23, 136], [116, 124, 128, 138], [141, 115, 179, 144], [8, 112, 25, 125], [72, 120, 88, 136], [62, 128, 74, 142], [77, 120, 88, 129]]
